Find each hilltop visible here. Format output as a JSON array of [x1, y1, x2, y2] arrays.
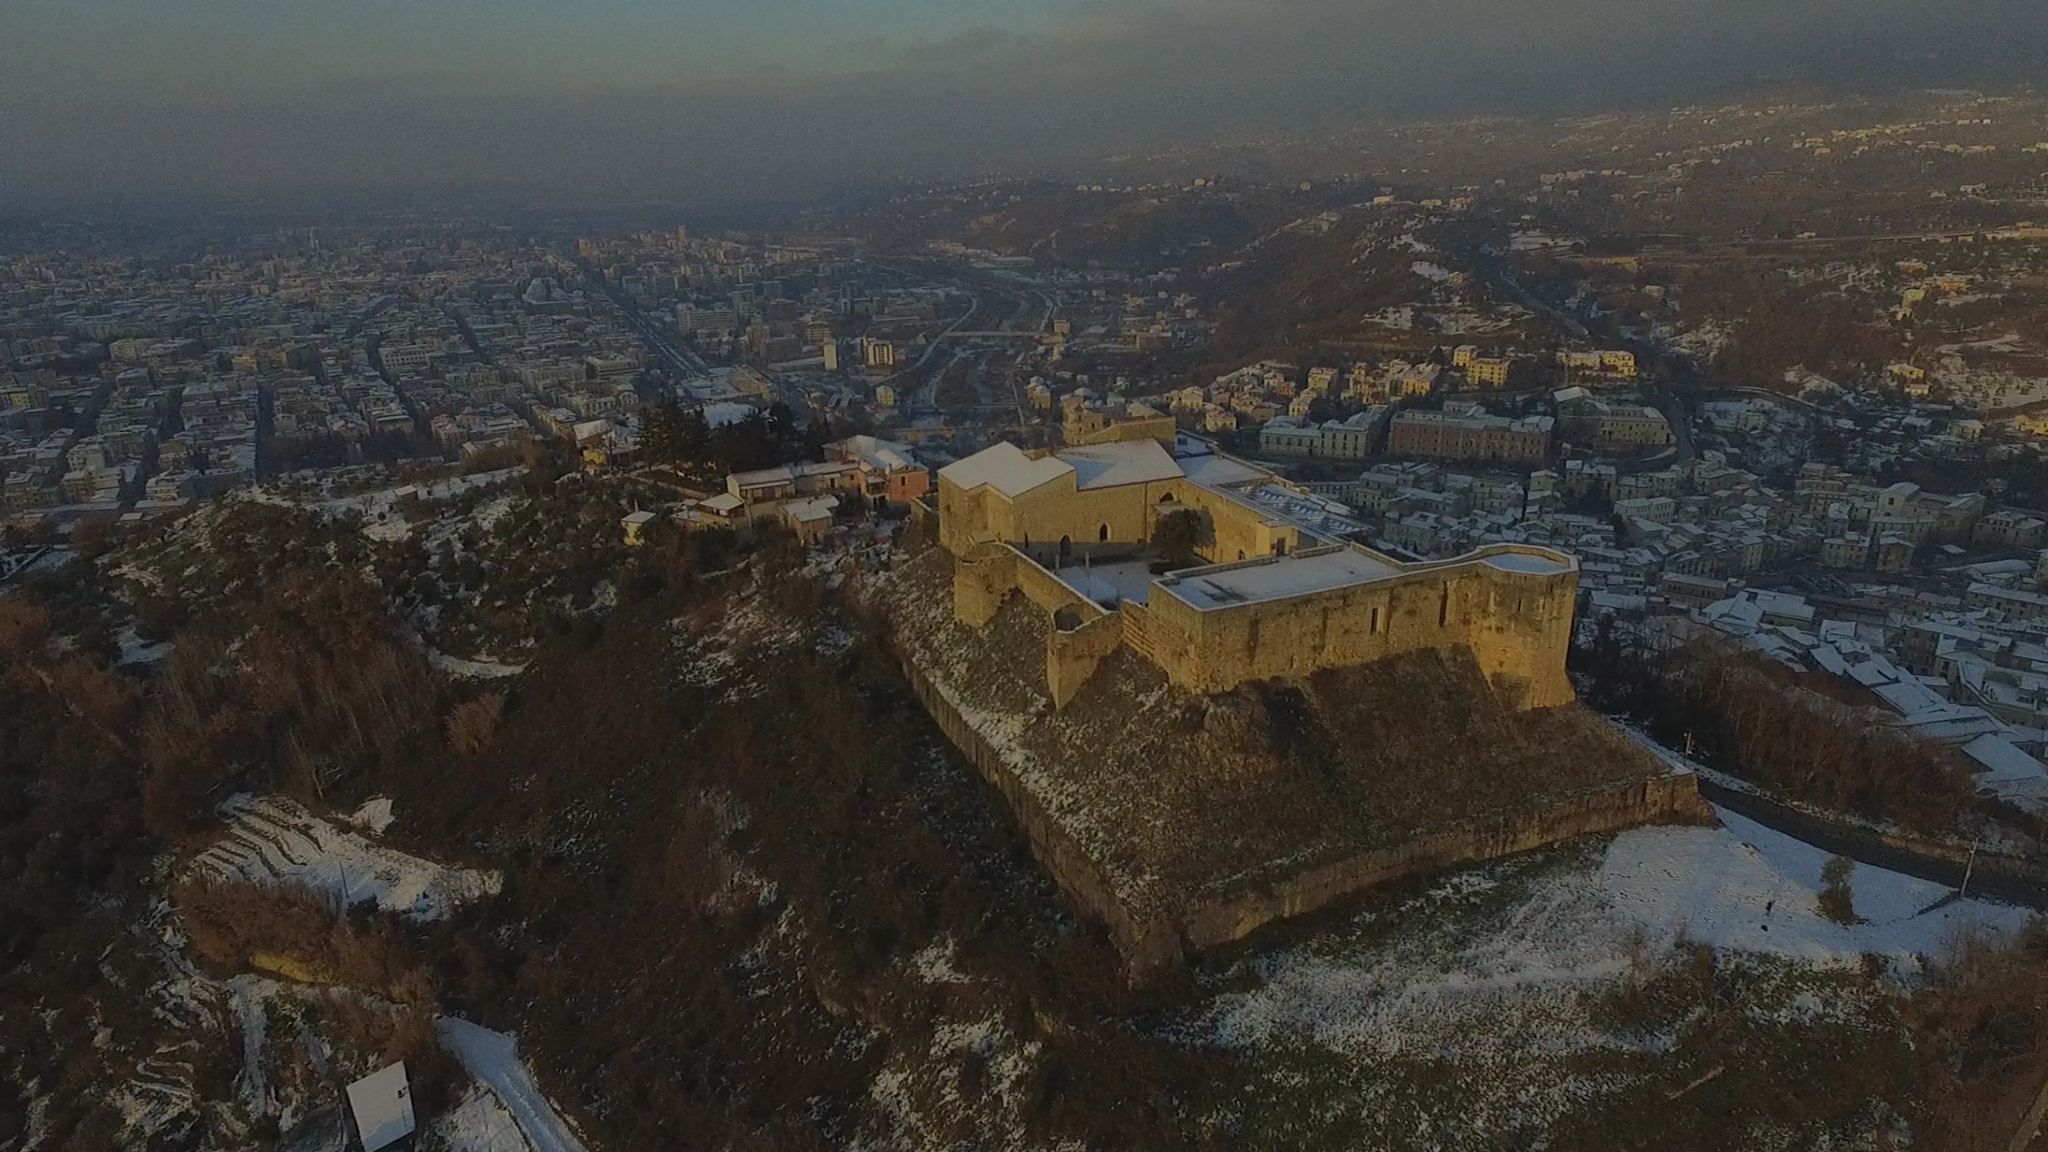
[[874, 544, 1703, 973]]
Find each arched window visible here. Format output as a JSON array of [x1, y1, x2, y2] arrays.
[[1438, 584, 1451, 627], [1059, 535, 1072, 563], [1159, 491, 1178, 503], [1098, 524, 1110, 542]]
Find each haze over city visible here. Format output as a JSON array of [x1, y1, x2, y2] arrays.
[[16, 3, 2048, 1150], [5, 0, 2048, 203]]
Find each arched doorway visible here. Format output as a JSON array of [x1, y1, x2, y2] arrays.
[[1098, 524, 1110, 542], [1059, 535, 1072, 564]]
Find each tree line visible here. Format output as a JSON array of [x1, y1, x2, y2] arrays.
[[1576, 619, 1977, 835]]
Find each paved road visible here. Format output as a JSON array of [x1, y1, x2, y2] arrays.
[[438, 1017, 591, 1152]]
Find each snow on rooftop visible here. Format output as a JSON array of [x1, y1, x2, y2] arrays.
[[702, 401, 755, 428], [1963, 731, 2048, 785], [1178, 453, 1268, 487], [1163, 548, 1399, 610], [1063, 439, 1184, 490], [1055, 559, 1156, 608], [939, 441, 1073, 497], [1481, 551, 1574, 576], [783, 495, 840, 522]]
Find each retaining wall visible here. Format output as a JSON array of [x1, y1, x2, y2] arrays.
[[901, 648, 1711, 981]]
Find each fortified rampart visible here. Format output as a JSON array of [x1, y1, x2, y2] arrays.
[[898, 646, 1706, 979], [1145, 544, 1578, 709], [937, 450, 1299, 564], [954, 536, 1577, 709], [936, 438, 1579, 709]]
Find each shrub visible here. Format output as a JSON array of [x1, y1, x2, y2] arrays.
[[1816, 855, 1860, 925], [446, 693, 506, 757]]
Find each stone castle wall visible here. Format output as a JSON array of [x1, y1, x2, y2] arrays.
[[897, 653, 1186, 973], [1144, 545, 1577, 708], [899, 647, 1708, 981], [939, 467, 1575, 711], [1177, 773, 1706, 954], [1065, 413, 1178, 447], [939, 471, 1299, 564]]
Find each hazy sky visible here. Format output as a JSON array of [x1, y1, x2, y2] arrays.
[[3, 0, 2046, 206]]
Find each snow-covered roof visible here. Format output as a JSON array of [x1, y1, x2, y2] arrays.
[[1481, 551, 1573, 575], [939, 441, 1073, 497], [1178, 453, 1267, 487], [1962, 732, 2048, 785], [784, 495, 839, 523], [1062, 439, 1184, 490], [1161, 548, 1399, 611], [702, 401, 755, 428]]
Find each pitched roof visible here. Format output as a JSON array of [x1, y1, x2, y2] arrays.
[[939, 441, 1074, 497], [1062, 439, 1184, 490]]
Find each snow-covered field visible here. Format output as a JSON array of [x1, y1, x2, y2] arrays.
[[185, 795, 501, 920], [1192, 804, 2026, 1141], [1605, 807, 2024, 964], [433, 1082, 536, 1152]]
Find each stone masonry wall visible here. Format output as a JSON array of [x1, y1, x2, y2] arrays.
[[1143, 546, 1578, 708], [1177, 773, 1707, 952], [898, 644, 1708, 982], [896, 653, 1188, 974], [941, 462, 1575, 711], [938, 471, 1299, 566]]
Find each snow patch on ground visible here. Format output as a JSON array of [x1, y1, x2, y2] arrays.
[[363, 516, 414, 542], [1603, 807, 2028, 967], [672, 593, 806, 699], [437, 1018, 589, 1152], [349, 797, 397, 835], [228, 975, 271, 1117], [432, 1082, 536, 1152], [1209, 863, 1644, 1062], [430, 649, 530, 680], [909, 936, 971, 985], [1672, 321, 1732, 360], [1195, 804, 2030, 1136], [186, 795, 501, 920], [116, 625, 174, 666]]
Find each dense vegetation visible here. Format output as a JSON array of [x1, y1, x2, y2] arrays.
[[7, 483, 2048, 1149], [1576, 620, 1979, 835]]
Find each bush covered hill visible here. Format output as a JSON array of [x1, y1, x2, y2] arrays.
[[6, 478, 2048, 1150]]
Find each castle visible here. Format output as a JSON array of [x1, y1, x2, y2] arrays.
[[935, 435, 1581, 709]]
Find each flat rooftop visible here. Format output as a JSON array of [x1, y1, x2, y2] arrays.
[[1154, 546, 1575, 612], [1055, 559, 1156, 608], [1160, 548, 1399, 610], [1480, 551, 1574, 575]]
